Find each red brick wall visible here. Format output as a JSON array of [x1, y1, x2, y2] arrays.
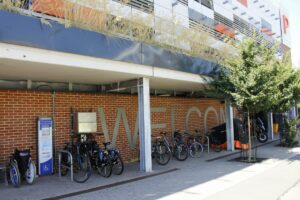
[[0, 90, 225, 164]]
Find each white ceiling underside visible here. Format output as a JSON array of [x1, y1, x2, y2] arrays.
[[0, 43, 212, 92]]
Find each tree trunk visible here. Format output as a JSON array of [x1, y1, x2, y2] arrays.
[[247, 111, 252, 162]]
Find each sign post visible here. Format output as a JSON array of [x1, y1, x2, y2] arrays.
[[37, 117, 53, 176]]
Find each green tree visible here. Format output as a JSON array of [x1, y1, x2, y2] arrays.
[[271, 55, 300, 112], [213, 38, 300, 160]]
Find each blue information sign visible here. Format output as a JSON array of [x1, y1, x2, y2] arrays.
[[37, 118, 53, 175]]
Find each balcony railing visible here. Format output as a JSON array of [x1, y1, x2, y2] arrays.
[[0, 0, 279, 63], [112, 0, 154, 13]]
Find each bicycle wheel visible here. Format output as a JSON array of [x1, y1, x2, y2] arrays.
[[155, 143, 171, 165], [189, 142, 203, 158], [25, 160, 36, 184], [257, 132, 268, 143], [73, 154, 91, 183], [112, 155, 124, 175], [9, 161, 21, 187], [97, 162, 112, 178], [174, 144, 188, 161]]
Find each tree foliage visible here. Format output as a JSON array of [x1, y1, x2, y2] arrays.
[[213, 38, 300, 114]]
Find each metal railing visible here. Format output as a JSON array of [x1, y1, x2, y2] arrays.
[[58, 150, 73, 182], [112, 0, 154, 13], [189, 19, 236, 44], [0, 0, 280, 59], [0, 165, 8, 186], [178, 0, 188, 6]]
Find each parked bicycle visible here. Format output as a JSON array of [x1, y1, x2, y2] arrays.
[[61, 134, 92, 183], [171, 131, 189, 161], [8, 148, 36, 187], [151, 134, 172, 165], [84, 134, 113, 178], [183, 131, 204, 158], [103, 142, 124, 175]]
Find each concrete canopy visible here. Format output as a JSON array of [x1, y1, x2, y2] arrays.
[[0, 43, 212, 92]]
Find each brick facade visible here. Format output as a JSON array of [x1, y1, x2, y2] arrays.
[[0, 90, 225, 164]]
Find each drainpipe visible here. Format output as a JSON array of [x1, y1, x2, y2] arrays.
[[52, 90, 56, 172]]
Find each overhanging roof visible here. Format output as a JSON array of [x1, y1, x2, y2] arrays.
[[0, 43, 211, 92]]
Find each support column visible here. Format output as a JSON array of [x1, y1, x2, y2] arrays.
[[225, 99, 235, 151], [291, 105, 297, 119], [267, 112, 274, 140], [137, 77, 152, 172]]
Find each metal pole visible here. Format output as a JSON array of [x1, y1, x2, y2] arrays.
[[58, 152, 61, 177], [268, 112, 274, 140], [248, 111, 252, 162], [138, 77, 152, 172], [225, 99, 234, 151]]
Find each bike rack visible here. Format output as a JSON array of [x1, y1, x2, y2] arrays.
[[0, 165, 8, 186], [205, 136, 210, 153], [58, 150, 73, 182]]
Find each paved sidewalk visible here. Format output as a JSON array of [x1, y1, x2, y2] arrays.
[[1, 139, 299, 200]]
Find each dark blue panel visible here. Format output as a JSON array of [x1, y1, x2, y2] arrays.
[[0, 10, 142, 64], [0, 10, 220, 76], [142, 44, 220, 75]]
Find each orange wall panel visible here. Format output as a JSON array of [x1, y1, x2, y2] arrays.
[[32, 0, 65, 18]]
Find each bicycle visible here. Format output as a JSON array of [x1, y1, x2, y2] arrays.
[[103, 142, 124, 175], [183, 131, 204, 158], [84, 134, 113, 178], [61, 134, 92, 183], [168, 131, 189, 161], [151, 134, 172, 165], [8, 148, 36, 187]]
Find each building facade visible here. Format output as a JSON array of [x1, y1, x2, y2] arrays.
[[0, 0, 291, 171]]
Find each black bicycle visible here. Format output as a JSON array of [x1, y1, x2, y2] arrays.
[[103, 142, 124, 175], [151, 134, 172, 165], [8, 148, 36, 187], [164, 131, 189, 161], [85, 135, 113, 178], [61, 134, 92, 183]]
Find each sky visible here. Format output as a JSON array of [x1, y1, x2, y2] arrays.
[[269, 0, 300, 67]]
